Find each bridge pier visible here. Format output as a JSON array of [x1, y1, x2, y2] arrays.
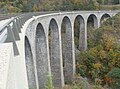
[[25, 37, 37, 89], [78, 16, 87, 51], [35, 23, 50, 89], [62, 17, 75, 84], [97, 19, 101, 28], [49, 19, 64, 88], [79, 22, 87, 51]]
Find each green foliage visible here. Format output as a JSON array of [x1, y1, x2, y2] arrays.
[[107, 68, 120, 89], [0, 0, 120, 13], [107, 68, 120, 79], [45, 74, 54, 89], [63, 78, 89, 89], [29, 87, 35, 89], [60, 0, 73, 11], [92, 78, 103, 89], [100, 4, 120, 10], [86, 0, 99, 10], [9, 6, 22, 13], [76, 13, 120, 87], [72, 81, 80, 89], [72, 78, 87, 89], [97, 0, 105, 4], [0, 1, 22, 13], [22, 3, 33, 12], [42, 0, 56, 11]]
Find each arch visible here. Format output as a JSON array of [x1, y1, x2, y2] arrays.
[[35, 23, 48, 89], [49, 18, 64, 87], [87, 14, 98, 28], [74, 15, 85, 50], [100, 13, 111, 24], [61, 16, 75, 83], [25, 36, 36, 89], [87, 14, 98, 48]]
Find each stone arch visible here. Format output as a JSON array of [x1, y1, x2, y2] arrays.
[[74, 15, 85, 50], [36, 23, 48, 89], [49, 18, 64, 88], [61, 16, 75, 83], [100, 13, 111, 24], [87, 14, 98, 48], [87, 14, 98, 29], [25, 36, 36, 89]]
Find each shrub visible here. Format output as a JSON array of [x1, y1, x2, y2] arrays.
[[76, 13, 120, 86], [45, 74, 54, 89], [8, 6, 21, 13], [107, 68, 120, 89]]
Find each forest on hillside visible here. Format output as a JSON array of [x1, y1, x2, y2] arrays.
[[0, 0, 120, 13], [73, 12, 120, 89]]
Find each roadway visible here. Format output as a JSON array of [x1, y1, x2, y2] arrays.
[[0, 10, 119, 43]]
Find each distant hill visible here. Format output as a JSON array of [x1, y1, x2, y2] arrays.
[[0, 0, 120, 13]]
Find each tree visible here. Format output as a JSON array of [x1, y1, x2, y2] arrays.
[[97, 0, 105, 5]]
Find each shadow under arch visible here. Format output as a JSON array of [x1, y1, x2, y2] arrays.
[[74, 15, 85, 51], [25, 36, 36, 89], [87, 14, 98, 48], [87, 14, 98, 28], [100, 13, 111, 24], [49, 18, 64, 88], [61, 16, 75, 84], [36, 23, 48, 89]]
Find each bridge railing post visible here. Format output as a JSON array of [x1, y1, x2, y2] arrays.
[[18, 17, 23, 28], [12, 20, 20, 40], [5, 25, 19, 56], [79, 21, 87, 51], [15, 18, 21, 33]]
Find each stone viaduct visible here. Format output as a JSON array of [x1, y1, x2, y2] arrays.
[[0, 10, 120, 89]]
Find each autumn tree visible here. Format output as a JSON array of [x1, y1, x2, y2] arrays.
[[76, 13, 120, 86]]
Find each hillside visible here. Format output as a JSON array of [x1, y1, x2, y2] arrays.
[[0, 0, 120, 13], [76, 13, 120, 89]]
